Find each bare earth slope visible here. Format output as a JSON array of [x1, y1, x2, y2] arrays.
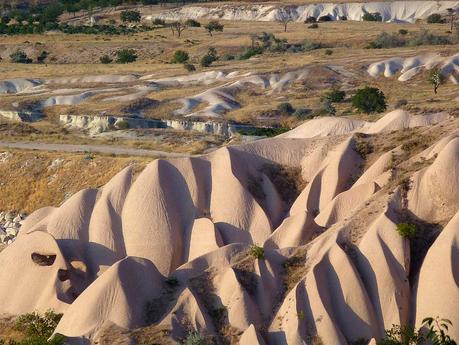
[[0, 111, 458, 344]]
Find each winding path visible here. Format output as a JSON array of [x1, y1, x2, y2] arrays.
[[0, 141, 188, 158]]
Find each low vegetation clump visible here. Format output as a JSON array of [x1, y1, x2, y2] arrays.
[[351, 87, 387, 114], [316, 98, 336, 116], [237, 126, 289, 137], [318, 15, 333, 22], [426, 13, 445, 24], [184, 63, 196, 72], [115, 49, 137, 64], [293, 107, 312, 120], [367, 30, 452, 49], [408, 30, 451, 46], [9, 50, 32, 64], [120, 10, 141, 23], [324, 88, 346, 103], [302, 40, 328, 51], [152, 18, 166, 26], [379, 317, 456, 345], [367, 32, 405, 49], [185, 19, 201, 27], [99, 54, 113, 64], [0, 22, 152, 36], [115, 120, 129, 130], [200, 48, 219, 67], [362, 12, 383, 22], [0, 310, 66, 345], [165, 277, 179, 288], [238, 46, 263, 60], [183, 331, 208, 345], [171, 50, 189, 64], [249, 245, 264, 259], [304, 16, 317, 23], [396, 223, 417, 238], [277, 102, 295, 115]]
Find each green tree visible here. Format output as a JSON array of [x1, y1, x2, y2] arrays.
[[427, 67, 446, 94], [115, 49, 137, 64], [351, 87, 387, 113], [204, 20, 224, 36]]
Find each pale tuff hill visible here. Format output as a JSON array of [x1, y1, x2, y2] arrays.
[[0, 110, 458, 344]]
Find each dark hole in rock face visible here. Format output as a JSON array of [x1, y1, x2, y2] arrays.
[[31, 253, 56, 266], [58, 269, 70, 282]]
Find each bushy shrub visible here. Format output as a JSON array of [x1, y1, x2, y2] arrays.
[[15, 311, 63, 339], [367, 32, 405, 49], [221, 54, 235, 61], [318, 98, 336, 116], [255, 32, 289, 52], [184, 63, 196, 72], [293, 107, 312, 119], [99, 54, 113, 64], [395, 99, 408, 108], [10, 50, 32, 63], [152, 18, 166, 26], [351, 87, 387, 113], [36, 51, 48, 63], [362, 12, 383, 22], [380, 317, 456, 345], [237, 127, 289, 137], [304, 16, 317, 23], [324, 49, 333, 55], [324, 88, 345, 102], [238, 46, 263, 60], [277, 102, 295, 115], [407, 30, 451, 46], [249, 245, 264, 259], [426, 13, 445, 23], [200, 47, 218, 67], [115, 120, 129, 129], [116, 48, 137, 63], [318, 15, 333, 22], [303, 40, 327, 51], [396, 223, 417, 238], [120, 10, 141, 23], [185, 19, 201, 27], [398, 29, 408, 35], [183, 332, 207, 345], [171, 50, 189, 64]]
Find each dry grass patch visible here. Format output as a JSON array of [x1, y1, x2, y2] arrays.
[[0, 150, 150, 213]]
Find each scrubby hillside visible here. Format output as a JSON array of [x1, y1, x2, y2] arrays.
[[0, 110, 457, 344]]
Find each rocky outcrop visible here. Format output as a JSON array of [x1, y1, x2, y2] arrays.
[[60, 114, 262, 137], [0, 110, 42, 122], [153, 1, 459, 24], [0, 211, 25, 245]]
